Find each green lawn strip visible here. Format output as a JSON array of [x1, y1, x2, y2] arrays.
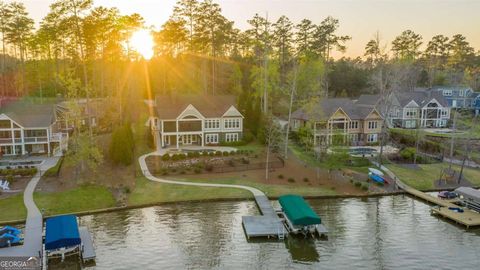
[[386, 163, 480, 190], [235, 142, 265, 153], [34, 185, 116, 217], [169, 177, 337, 197], [0, 195, 27, 222], [128, 177, 251, 205]]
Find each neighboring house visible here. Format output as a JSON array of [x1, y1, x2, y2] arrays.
[[0, 103, 68, 156], [56, 98, 108, 133], [429, 86, 476, 109], [291, 98, 383, 146], [472, 93, 480, 116], [150, 95, 244, 149], [357, 90, 451, 129]]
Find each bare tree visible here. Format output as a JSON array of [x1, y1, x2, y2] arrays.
[[284, 63, 298, 159]]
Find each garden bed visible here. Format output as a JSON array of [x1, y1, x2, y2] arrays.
[[145, 150, 284, 176]]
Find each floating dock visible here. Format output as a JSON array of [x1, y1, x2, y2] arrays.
[[242, 195, 286, 239], [79, 227, 96, 262]]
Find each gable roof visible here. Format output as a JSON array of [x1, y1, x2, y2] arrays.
[[395, 90, 448, 107], [0, 102, 56, 128], [292, 98, 382, 121], [155, 95, 240, 119], [355, 94, 381, 107]]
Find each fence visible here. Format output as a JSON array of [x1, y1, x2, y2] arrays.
[[141, 157, 285, 177]]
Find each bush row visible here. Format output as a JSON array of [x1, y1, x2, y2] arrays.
[[0, 168, 38, 177], [160, 149, 254, 161]]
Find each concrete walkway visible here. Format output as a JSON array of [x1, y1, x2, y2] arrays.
[[0, 157, 59, 258], [139, 152, 264, 196]]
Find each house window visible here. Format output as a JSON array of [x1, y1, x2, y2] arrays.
[[459, 90, 464, 97], [367, 134, 378, 143], [443, 90, 452, 96], [225, 133, 239, 142], [441, 109, 448, 117], [293, 120, 299, 129], [205, 134, 219, 144], [205, 119, 220, 129], [405, 109, 417, 117], [224, 119, 240, 129], [349, 121, 358, 129], [368, 121, 378, 129], [405, 120, 416, 129]]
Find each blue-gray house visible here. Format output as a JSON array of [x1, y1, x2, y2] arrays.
[[430, 86, 477, 109]]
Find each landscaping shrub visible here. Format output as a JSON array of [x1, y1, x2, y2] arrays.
[[215, 151, 222, 156], [242, 131, 254, 144], [180, 170, 186, 174], [361, 184, 369, 191], [194, 168, 202, 174], [170, 168, 177, 173], [205, 164, 213, 172], [354, 182, 362, 188], [109, 123, 134, 166], [230, 150, 236, 155], [161, 154, 170, 161], [228, 159, 235, 167], [187, 152, 195, 158], [241, 157, 250, 164], [278, 174, 284, 179], [287, 177, 295, 183], [400, 147, 416, 162], [303, 177, 309, 182], [222, 151, 229, 156], [376, 182, 384, 186]]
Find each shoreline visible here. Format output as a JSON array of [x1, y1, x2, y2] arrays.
[[1, 185, 477, 226]]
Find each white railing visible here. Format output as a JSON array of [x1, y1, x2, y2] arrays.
[[24, 137, 48, 143]]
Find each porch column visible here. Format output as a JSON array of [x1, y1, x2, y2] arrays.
[[176, 120, 179, 149], [10, 121, 15, 155], [20, 129, 25, 154], [201, 134, 204, 147], [47, 128, 51, 156]]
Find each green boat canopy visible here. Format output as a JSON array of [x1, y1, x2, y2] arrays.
[[279, 195, 321, 226]]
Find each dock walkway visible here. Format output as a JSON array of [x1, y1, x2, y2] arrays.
[[373, 161, 480, 228], [139, 152, 286, 239], [79, 227, 95, 262], [0, 157, 59, 259]]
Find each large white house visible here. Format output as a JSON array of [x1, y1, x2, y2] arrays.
[[149, 95, 244, 149], [356, 90, 451, 129], [0, 103, 68, 156]]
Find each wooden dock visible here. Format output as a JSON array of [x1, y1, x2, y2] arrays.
[[385, 165, 480, 228], [242, 195, 287, 239], [79, 227, 96, 262]]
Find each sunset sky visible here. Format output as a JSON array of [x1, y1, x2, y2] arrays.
[[12, 0, 480, 58]]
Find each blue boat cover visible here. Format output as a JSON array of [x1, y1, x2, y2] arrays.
[[45, 215, 81, 251], [369, 172, 385, 183]]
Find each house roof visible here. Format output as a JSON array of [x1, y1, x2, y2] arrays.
[[155, 95, 239, 119], [0, 102, 56, 128], [355, 94, 381, 107], [431, 86, 473, 98], [396, 90, 448, 107], [292, 98, 380, 121]]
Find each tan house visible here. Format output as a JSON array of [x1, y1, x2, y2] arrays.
[[291, 98, 383, 146], [149, 95, 244, 149]]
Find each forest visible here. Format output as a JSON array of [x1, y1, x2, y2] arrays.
[[0, 0, 479, 122]]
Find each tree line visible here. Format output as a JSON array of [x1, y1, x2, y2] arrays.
[[0, 0, 478, 116]]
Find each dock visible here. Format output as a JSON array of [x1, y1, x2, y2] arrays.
[[79, 227, 96, 262], [242, 195, 286, 239], [375, 162, 480, 229]]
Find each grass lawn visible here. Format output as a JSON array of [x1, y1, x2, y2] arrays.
[[34, 185, 116, 217], [0, 195, 27, 222], [386, 163, 480, 190], [289, 144, 319, 167], [235, 142, 265, 153], [128, 176, 337, 206]]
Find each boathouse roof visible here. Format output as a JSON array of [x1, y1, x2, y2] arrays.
[[45, 215, 81, 251], [279, 195, 321, 226]]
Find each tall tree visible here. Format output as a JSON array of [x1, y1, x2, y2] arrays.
[[391, 30, 423, 60], [0, 1, 12, 96], [294, 19, 315, 58], [273, 15, 294, 84]]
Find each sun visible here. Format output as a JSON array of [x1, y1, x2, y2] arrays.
[[129, 29, 154, 60]]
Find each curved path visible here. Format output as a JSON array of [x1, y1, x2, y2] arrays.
[[0, 157, 59, 258], [139, 152, 265, 196]]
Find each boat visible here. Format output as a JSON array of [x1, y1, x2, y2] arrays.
[[438, 191, 457, 199], [0, 233, 23, 248], [368, 172, 385, 184], [0, 225, 21, 236], [368, 168, 384, 177], [278, 195, 327, 238]]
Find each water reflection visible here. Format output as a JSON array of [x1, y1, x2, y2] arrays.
[[47, 195, 480, 269]]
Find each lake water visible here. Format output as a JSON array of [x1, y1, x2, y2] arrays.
[[50, 195, 480, 270]]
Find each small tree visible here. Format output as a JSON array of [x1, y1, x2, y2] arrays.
[[263, 115, 283, 180], [109, 123, 134, 165]]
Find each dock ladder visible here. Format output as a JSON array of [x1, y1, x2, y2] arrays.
[[277, 224, 285, 240]]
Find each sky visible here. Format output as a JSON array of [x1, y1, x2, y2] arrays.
[[11, 0, 480, 58]]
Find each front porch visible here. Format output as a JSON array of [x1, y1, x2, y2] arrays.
[[160, 133, 205, 149]]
